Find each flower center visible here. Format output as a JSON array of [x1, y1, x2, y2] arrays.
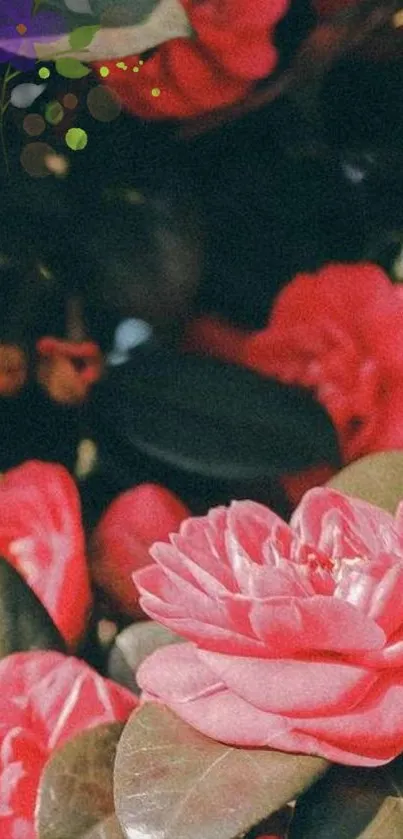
[[16, 23, 28, 36], [332, 555, 365, 582]]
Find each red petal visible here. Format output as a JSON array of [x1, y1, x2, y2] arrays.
[[91, 483, 189, 618]]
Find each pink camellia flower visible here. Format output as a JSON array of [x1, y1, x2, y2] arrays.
[[242, 263, 403, 464], [135, 488, 403, 767]]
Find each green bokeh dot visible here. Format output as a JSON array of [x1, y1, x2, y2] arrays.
[[38, 67, 51, 80], [45, 100, 64, 125], [65, 127, 88, 151]]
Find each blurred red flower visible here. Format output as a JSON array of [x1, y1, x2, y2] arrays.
[[90, 483, 190, 618], [243, 263, 403, 464], [97, 0, 288, 119]]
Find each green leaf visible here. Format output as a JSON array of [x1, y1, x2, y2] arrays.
[[37, 723, 125, 839], [327, 451, 403, 514], [55, 58, 91, 79], [288, 757, 403, 838], [108, 621, 184, 696], [69, 26, 100, 51], [114, 703, 328, 839], [82, 816, 124, 839], [0, 557, 65, 658]]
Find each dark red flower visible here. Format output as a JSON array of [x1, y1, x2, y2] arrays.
[[242, 263, 403, 464], [36, 337, 103, 406], [0, 651, 137, 838], [0, 461, 92, 648], [0, 345, 27, 397], [96, 0, 288, 119], [90, 483, 190, 618]]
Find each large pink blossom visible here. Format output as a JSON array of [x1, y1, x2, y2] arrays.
[[135, 489, 403, 766]]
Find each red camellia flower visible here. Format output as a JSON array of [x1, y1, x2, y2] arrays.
[[0, 651, 137, 838], [97, 0, 288, 119], [0, 461, 91, 648], [135, 489, 403, 766], [242, 263, 403, 464], [90, 483, 190, 617]]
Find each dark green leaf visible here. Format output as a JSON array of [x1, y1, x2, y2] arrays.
[[288, 757, 403, 838], [55, 58, 91, 78], [108, 621, 183, 695], [0, 557, 65, 658], [114, 703, 328, 839], [327, 451, 403, 514], [37, 722, 124, 839], [92, 346, 340, 483]]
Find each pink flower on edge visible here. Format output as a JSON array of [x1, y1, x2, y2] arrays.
[[0, 461, 92, 648], [135, 489, 403, 766], [242, 263, 403, 463], [0, 651, 137, 838]]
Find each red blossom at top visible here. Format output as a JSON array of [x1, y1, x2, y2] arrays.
[[135, 489, 403, 766], [242, 263, 403, 463], [0, 461, 91, 648], [97, 0, 288, 119]]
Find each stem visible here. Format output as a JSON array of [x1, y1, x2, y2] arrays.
[[0, 65, 11, 175], [0, 64, 21, 175]]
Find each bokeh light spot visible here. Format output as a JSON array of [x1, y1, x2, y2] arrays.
[[45, 100, 64, 125], [38, 67, 51, 80], [63, 93, 78, 109], [99, 66, 110, 78], [151, 87, 160, 97], [20, 142, 55, 178], [23, 114, 46, 137], [133, 66, 139, 72], [16, 23, 27, 35], [116, 61, 128, 70], [87, 86, 121, 122], [45, 153, 69, 177], [65, 127, 88, 151]]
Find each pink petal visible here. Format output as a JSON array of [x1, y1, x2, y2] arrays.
[[198, 651, 377, 716], [168, 537, 235, 596], [135, 563, 255, 638], [225, 503, 314, 597], [137, 644, 226, 703], [139, 644, 403, 766], [174, 510, 238, 593], [396, 500, 403, 535], [292, 488, 401, 560], [250, 595, 385, 655], [226, 500, 288, 567], [335, 559, 403, 637]]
